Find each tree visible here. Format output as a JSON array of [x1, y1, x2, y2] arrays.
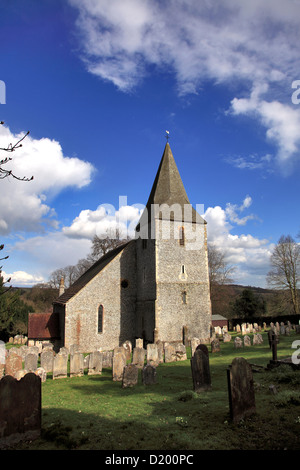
[[0, 121, 33, 181], [231, 288, 266, 320], [207, 244, 236, 317], [266, 235, 300, 315]]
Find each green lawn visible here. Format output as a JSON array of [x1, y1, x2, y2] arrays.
[[11, 331, 300, 450]]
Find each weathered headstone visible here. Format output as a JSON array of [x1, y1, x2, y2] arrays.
[[156, 340, 164, 363], [191, 347, 211, 392], [174, 342, 187, 361], [102, 350, 113, 368], [5, 353, 22, 377], [0, 373, 41, 448], [122, 341, 132, 361], [234, 337, 243, 349], [211, 339, 220, 353], [35, 367, 47, 383], [70, 352, 84, 377], [122, 364, 139, 388], [40, 350, 54, 373], [243, 335, 251, 347], [88, 351, 103, 375], [135, 338, 143, 348], [142, 364, 157, 385], [223, 332, 231, 343], [227, 357, 256, 423], [112, 350, 126, 381], [164, 343, 176, 362], [147, 343, 159, 366], [53, 353, 68, 379], [132, 347, 146, 368]]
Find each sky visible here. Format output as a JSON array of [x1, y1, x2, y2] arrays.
[[0, 0, 300, 289]]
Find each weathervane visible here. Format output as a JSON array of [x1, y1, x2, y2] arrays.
[[165, 130, 170, 142]]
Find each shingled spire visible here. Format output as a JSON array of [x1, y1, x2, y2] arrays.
[[136, 142, 205, 233]]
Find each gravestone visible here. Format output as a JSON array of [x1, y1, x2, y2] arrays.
[[135, 338, 143, 348], [132, 347, 146, 368], [70, 352, 84, 377], [164, 343, 176, 362], [147, 343, 159, 366], [5, 353, 23, 377], [112, 350, 126, 381], [243, 335, 251, 347], [156, 340, 164, 363], [174, 342, 187, 361], [53, 353, 68, 379], [0, 373, 41, 448], [35, 367, 47, 383], [234, 337, 243, 349], [122, 341, 132, 361], [102, 350, 113, 368], [211, 339, 220, 353], [223, 332, 231, 343], [88, 351, 103, 375], [122, 364, 139, 388], [40, 350, 54, 373], [227, 357, 256, 423], [142, 364, 157, 385], [191, 347, 211, 392]]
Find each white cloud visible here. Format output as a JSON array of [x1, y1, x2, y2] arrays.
[[69, 0, 300, 170], [0, 124, 95, 235], [230, 84, 300, 171], [69, 0, 299, 92], [62, 203, 144, 239], [1, 270, 44, 288], [204, 197, 272, 286]]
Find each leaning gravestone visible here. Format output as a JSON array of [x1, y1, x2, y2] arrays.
[[70, 352, 84, 377], [88, 351, 103, 375], [112, 350, 126, 381], [0, 373, 41, 448], [227, 357, 256, 423], [53, 352, 68, 379], [142, 364, 157, 385], [191, 347, 211, 392], [122, 364, 139, 388]]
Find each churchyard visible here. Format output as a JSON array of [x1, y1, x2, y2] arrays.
[[1, 325, 300, 450]]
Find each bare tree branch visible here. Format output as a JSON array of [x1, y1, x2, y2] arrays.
[[0, 121, 33, 181]]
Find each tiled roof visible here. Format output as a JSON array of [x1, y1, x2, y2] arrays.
[[53, 240, 134, 305], [28, 312, 60, 339]]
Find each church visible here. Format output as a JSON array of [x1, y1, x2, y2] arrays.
[[52, 142, 212, 352]]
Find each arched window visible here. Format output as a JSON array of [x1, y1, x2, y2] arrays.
[[98, 305, 103, 333], [179, 226, 185, 246]]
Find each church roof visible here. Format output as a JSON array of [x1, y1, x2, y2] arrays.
[[53, 240, 133, 305], [137, 142, 206, 230]]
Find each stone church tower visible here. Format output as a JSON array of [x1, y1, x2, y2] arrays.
[[135, 142, 211, 344], [53, 142, 211, 352]]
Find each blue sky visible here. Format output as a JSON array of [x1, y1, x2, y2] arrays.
[[0, 0, 300, 288]]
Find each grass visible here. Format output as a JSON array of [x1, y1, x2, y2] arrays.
[[7, 330, 300, 450]]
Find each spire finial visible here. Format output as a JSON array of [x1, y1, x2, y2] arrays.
[[165, 130, 170, 142]]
